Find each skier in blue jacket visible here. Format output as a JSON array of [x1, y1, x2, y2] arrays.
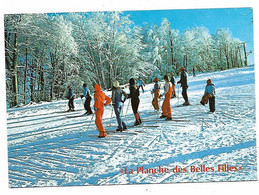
[[136, 77, 145, 93], [81, 83, 93, 115], [200, 79, 215, 113], [112, 81, 128, 131]]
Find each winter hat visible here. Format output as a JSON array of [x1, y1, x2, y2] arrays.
[[95, 84, 101, 91], [207, 79, 212, 84], [129, 78, 135, 85], [113, 81, 120, 88], [153, 77, 159, 82], [180, 67, 185, 72]]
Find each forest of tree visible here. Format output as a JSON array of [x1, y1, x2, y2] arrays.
[[5, 12, 250, 108]]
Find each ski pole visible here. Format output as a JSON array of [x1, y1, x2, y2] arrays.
[[81, 98, 85, 110], [125, 98, 131, 116], [86, 112, 95, 130], [177, 85, 180, 106], [108, 105, 114, 127], [82, 112, 95, 141]]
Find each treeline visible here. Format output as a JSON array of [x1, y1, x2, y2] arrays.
[[5, 12, 249, 108]]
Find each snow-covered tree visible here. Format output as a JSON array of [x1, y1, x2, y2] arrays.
[[5, 12, 248, 108]]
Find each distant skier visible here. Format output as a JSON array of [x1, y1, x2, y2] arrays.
[[65, 86, 75, 112], [136, 77, 145, 93], [160, 75, 173, 121], [93, 84, 111, 138], [170, 72, 176, 98], [200, 79, 215, 113], [111, 81, 128, 132], [193, 66, 196, 77], [177, 67, 190, 106], [81, 83, 93, 115], [128, 78, 142, 126], [151, 77, 161, 111]]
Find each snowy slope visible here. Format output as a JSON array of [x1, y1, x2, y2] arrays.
[[7, 65, 257, 187]]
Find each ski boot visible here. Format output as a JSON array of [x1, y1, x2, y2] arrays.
[[134, 120, 141, 126], [183, 101, 190, 106], [98, 132, 106, 138], [165, 117, 172, 121], [160, 115, 167, 119]]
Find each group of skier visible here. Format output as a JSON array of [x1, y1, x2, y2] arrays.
[[65, 67, 216, 138]]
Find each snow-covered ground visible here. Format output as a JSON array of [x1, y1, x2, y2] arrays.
[[7, 66, 257, 187]]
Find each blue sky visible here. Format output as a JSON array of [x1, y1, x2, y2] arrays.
[[123, 8, 254, 64]]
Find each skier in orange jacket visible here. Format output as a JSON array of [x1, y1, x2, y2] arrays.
[[160, 75, 173, 121], [93, 84, 111, 138]]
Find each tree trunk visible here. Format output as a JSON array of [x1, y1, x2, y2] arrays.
[[235, 47, 238, 68], [30, 59, 35, 102], [224, 45, 230, 69], [243, 42, 247, 66], [230, 47, 234, 68], [12, 31, 19, 106], [238, 46, 243, 67], [185, 55, 188, 70], [169, 28, 174, 70], [39, 64, 45, 100], [4, 18, 11, 71], [23, 39, 28, 104]]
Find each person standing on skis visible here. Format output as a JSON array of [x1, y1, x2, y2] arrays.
[[65, 86, 75, 112], [170, 72, 176, 98], [160, 75, 173, 121], [137, 77, 145, 93], [151, 77, 161, 112], [177, 67, 190, 106], [111, 81, 128, 132], [81, 83, 93, 115], [193, 66, 196, 77], [128, 78, 142, 126], [93, 84, 111, 138], [200, 79, 215, 113]]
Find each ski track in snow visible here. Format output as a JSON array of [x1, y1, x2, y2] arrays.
[[7, 66, 257, 187]]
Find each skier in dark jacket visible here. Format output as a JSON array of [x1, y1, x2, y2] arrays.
[[177, 67, 190, 106], [112, 81, 128, 131], [81, 83, 93, 115], [65, 86, 75, 112], [170, 72, 176, 98], [193, 66, 196, 77], [128, 78, 142, 126], [200, 79, 215, 113]]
